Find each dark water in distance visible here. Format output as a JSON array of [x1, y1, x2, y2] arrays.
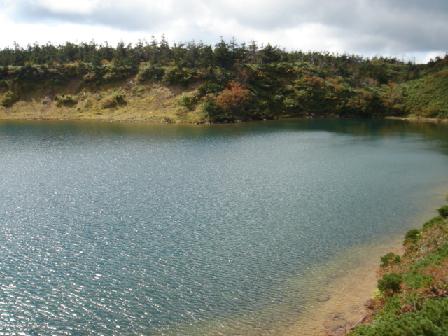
[[1, 119, 448, 335]]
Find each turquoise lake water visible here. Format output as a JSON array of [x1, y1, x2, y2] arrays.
[[0, 119, 448, 335]]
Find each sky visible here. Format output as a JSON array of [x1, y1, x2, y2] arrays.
[[0, 0, 447, 63]]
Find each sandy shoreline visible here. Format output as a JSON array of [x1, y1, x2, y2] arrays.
[[276, 238, 401, 336], [283, 185, 448, 336]]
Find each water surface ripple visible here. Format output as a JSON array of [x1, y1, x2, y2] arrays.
[[1, 119, 448, 335]]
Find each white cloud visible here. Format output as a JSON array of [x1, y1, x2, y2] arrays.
[[0, 0, 446, 62], [36, 0, 100, 15]]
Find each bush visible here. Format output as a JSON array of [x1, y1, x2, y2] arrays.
[[55, 94, 77, 107], [378, 273, 402, 294], [162, 67, 195, 86], [101, 92, 127, 109], [178, 95, 197, 111], [202, 98, 224, 122], [1, 90, 18, 107], [215, 81, 252, 119], [381, 253, 401, 267], [403, 272, 433, 289], [197, 82, 223, 96], [15, 64, 41, 81], [351, 299, 448, 336], [102, 64, 136, 82], [405, 229, 421, 245], [0, 79, 8, 90], [136, 64, 165, 83], [438, 205, 448, 218]]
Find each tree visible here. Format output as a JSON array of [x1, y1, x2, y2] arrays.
[[214, 38, 233, 69], [259, 44, 282, 64]]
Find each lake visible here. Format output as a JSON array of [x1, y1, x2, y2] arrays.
[[1, 119, 448, 335]]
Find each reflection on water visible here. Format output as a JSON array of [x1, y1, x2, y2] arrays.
[[0, 119, 447, 335]]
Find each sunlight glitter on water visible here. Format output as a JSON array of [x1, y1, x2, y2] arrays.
[[1, 119, 448, 335]]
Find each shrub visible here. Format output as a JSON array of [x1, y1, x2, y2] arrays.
[[178, 95, 197, 111], [101, 92, 127, 109], [136, 64, 165, 83], [351, 299, 448, 336], [15, 64, 41, 81], [380, 253, 401, 267], [403, 272, 433, 289], [215, 81, 252, 118], [202, 98, 223, 121], [1, 90, 18, 107], [0, 79, 8, 90], [55, 94, 78, 107], [102, 64, 136, 82], [378, 273, 402, 294], [197, 82, 223, 96], [405, 229, 421, 245], [202, 82, 253, 122], [162, 67, 195, 86], [437, 205, 448, 218]]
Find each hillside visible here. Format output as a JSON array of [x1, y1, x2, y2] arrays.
[[350, 202, 448, 335], [0, 40, 446, 123], [400, 69, 448, 119]]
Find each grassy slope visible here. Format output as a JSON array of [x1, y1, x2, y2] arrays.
[[401, 68, 448, 119], [0, 80, 206, 124], [350, 203, 448, 335]]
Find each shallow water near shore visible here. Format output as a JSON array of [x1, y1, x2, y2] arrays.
[[1, 119, 448, 335]]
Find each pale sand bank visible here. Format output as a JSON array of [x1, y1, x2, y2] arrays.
[[283, 241, 402, 336], [283, 186, 448, 336]]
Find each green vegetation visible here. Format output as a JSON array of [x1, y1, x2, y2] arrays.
[[1, 90, 18, 107], [378, 273, 403, 294], [0, 39, 447, 123], [350, 200, 448, 335], [55, 94, 77, 107], [438, 205, 448, 218], [400, 69, 448, 118], [101, 91, 127, 109], [380, 252, 401, 267], [404, 229, 421, 245], [352, 299, 448, 336]]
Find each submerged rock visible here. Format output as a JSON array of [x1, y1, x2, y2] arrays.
[[316, 294, 331, 302]]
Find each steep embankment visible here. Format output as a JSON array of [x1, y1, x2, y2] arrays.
[[0, 43, 446, 123], [349, 202, 448, 335], [0, 53, 438, 123], [0, 81, 203, 124]]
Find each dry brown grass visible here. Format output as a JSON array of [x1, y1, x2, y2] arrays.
[[0, 82, 206, 124]]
